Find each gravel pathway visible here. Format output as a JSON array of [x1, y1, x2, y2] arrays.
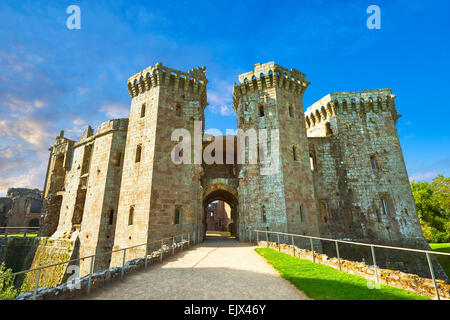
[[83, 236, 310, 300]]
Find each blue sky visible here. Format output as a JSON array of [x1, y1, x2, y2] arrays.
[[0, 0, 449, 195]]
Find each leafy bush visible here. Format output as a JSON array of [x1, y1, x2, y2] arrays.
[[411, 175, 450, 243], [0, 263, 19, 300]]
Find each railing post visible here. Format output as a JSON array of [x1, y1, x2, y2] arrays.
[[277, 233, 280, 251], [87, 255, 95, 295], [335, 241, 341, 271], [291, 235, 295, 257], [160, 239, 163, 261], [249, 230, 252, 243], [266, 230, 268, 242], [426, 252, 440, 300], [145, 243, 149, 268], [121, 248, 127, 279], [188, 232, 190, 247], [370, 246, 379, 283], [181, 233, 184, 251], [33, 269, 41, 300], [4, 228, 7, 238], [193, 231, 196, 244], [172, 237, 175, 256], [310, 238, 315, 263]]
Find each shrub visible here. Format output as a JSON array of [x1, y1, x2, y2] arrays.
[[0, 263, 19, 300]]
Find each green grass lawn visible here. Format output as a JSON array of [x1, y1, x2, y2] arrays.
[[429, 243, 450, 277], [255, 248, 429, 300]]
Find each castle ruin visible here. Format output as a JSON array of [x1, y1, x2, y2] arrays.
[[30, 61, 446, 282]]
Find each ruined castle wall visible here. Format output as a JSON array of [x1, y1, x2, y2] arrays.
[[78, 119, 127, 275], [51, 143, 87, 238], [111, 87, 159, 264], [306, 89, 426, 246], [2, 188, 43, 228]]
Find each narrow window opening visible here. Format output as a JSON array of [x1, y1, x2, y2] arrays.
[[289, 105, 294, 118], [108, 209, 114, 225], [174, 207, 181, 225], [259, 105, 264, 117], [325, 122, 333, 135], [309, 151, 317, 171], [370, 156, 377, 169], [262, 205, 267, 223], [293, 146, 297, 161], [128, 206, 134, 225], [135, 145, 142, 163], [176, 105, 182, 117], [381, 198, 388, 215], [114, 151, 122, 167], [299, 204, 303, 222], [140, 103, 146, 118]]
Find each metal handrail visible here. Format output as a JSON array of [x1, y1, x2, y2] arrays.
[[0, 230, 203, 299], [0, 227, 40, 230], [251, 230, 450, 256], [0, 227, 40, 238], [250, 229, 449, 300]]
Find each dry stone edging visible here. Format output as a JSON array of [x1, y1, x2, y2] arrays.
[[16, 240, 190, 300], [259, 241, 450, 300]]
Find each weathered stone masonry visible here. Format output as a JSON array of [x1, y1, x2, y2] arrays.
[[32, 61, 446, 283]]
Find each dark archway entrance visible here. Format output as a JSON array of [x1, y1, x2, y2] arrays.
[[202, 185, 239, 240]]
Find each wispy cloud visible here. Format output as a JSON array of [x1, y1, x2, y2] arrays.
[[409, 172, 439, 182], [99, 102, 129, 119], [208, 81, 235, 117]]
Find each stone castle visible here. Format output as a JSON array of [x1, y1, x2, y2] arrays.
[[32, 61, 444, 280], [0, 188, 42, 228]]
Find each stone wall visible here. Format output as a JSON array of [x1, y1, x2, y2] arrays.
[[0, 188, 43, 228], [22, 235, 79, 293], [16, 240, 190, 300]]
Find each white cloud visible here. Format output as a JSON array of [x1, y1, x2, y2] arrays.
[[100, 102, 129, 118], [2, 94, 47, 113], [409, 172, 439, 182], [207, 81, 235, 117]]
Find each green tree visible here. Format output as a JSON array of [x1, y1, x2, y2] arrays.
[[411, 174, 450, 243], [0, 263, 19, 300]]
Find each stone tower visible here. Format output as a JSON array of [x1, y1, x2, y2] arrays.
[[305, 89, 423, 245], [111, 63, 207, 265], [232, 62, 321, 241]]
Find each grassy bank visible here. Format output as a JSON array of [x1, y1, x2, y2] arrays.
[[429, 243, 450, 277], [255, 248, 429, 300]]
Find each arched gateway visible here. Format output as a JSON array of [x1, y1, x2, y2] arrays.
[[202, 184, 239, 238]]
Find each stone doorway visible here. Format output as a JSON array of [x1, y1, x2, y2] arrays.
[[202, 185, 239, 240]]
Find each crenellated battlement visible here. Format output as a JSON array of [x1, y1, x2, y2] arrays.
[[126, 62, 208, 99], [304, 88, 400, 129], [232, 62, 309, 111]]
